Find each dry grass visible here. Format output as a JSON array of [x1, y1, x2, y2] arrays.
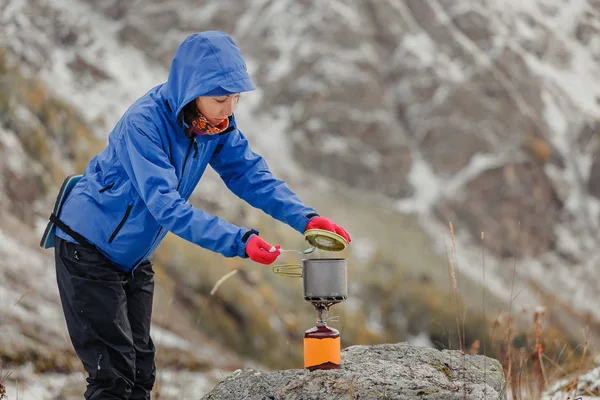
[[566, 326, 589, 400], [0, 369, 9, 400], [445, 222, 594, 400]]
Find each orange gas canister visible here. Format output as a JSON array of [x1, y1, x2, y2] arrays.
[[303, 322, 341, 371]]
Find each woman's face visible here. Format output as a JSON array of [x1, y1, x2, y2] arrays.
[[195, 94, 240, 125]]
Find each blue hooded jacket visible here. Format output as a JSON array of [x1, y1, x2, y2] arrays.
[[55, 31, 317, 272]]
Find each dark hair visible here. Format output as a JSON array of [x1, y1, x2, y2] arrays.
[[180, 100, 200, 138]]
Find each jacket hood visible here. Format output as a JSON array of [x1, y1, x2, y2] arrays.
[[162, 31, 255, 121]]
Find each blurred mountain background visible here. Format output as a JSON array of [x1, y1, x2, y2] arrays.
[[1, 0, 600, 398]]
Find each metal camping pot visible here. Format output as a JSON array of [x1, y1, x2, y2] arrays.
[[302, 258, 347, 303]]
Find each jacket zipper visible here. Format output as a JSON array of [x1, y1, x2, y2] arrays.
[[193, 139, 199, 158], [108, 204, 132, 243], [99, 183, 114, 193], [178, 138, 196, 192], [131, 138, 196, 275]]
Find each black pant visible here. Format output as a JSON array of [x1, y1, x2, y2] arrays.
[[55, 237, 156, 399]]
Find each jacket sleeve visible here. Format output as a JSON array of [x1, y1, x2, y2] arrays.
[[116, 122, 251, 258], [209, 127, 317, 233]]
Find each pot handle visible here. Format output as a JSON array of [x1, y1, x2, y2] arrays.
[[271, 264, 302, 278]]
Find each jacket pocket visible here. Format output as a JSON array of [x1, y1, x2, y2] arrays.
[[108, 205, 132, 243]]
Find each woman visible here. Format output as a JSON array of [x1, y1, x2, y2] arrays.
[[49, 31, 351, 399]]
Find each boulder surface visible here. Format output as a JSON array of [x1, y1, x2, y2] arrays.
[[202, 343, 506, 399]]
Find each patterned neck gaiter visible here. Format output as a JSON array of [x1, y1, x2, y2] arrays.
[[189, 111, 230, 136]]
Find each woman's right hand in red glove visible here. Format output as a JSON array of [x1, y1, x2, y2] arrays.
[[245, 235, 280, 265]]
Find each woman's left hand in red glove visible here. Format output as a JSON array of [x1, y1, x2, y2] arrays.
[[305, 216, 351, 243]]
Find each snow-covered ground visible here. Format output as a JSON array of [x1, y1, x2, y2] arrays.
[[2, 365, 223, 400], [543, 365, 600, 400]]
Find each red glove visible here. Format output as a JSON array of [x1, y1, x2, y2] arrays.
[[245, 235, 281, 265], [305, 217, 351, 243]]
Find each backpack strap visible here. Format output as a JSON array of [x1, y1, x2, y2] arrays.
[[48, 213, 96, 250], [40, 174, 95, 250]]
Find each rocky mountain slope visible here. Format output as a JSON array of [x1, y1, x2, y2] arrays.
[[237, 0, 600, 326], [1, 0, 600, 398]]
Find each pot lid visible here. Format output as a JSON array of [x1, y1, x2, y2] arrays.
[[304, 229, 348, 252]]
